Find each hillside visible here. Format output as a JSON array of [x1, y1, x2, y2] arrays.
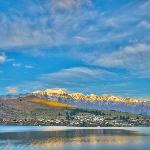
[[32, 88, 150, 116], [0, 95, 150, 127], [0, 95, 72, 120], [31, 96, 74, 108]]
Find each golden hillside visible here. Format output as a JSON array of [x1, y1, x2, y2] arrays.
[[31, 96, 74, 108]]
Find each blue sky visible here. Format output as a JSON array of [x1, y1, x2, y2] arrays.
[[0, 0, 150, 98]]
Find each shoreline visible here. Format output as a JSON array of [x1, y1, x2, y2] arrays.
[[0, 125, 149, 133]]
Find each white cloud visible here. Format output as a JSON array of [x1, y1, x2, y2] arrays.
[[0, 53, 6, 63], [138, 21, 150, 29], [51, 0, 92, 10], [83, 43, 150, 78], [7, 58, 15, 62], [40, 67, 117, 85], [14, 66, 118, 95], [0, 0, 149, 53], [0, 0, 93, 50], [25, 65, 33, 69], [6, 86, 17, 94], [12, 63, 22, 67], [73, 36, 89, 42], [12, 63, 34, 69], [0, 0, 149, 81]]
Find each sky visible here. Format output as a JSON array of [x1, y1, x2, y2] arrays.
[[0, 0, 150, 98]]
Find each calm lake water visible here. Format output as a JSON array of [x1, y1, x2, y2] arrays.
[[0, 126, 150, 150]]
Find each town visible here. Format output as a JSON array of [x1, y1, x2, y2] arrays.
[[1, 110, 150, 127]]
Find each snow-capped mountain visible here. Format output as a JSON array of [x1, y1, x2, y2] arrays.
[[32, 88, 150, 116]]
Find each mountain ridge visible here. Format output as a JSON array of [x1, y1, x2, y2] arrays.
[[31, 88, 150, 116], [32, 88, 147, 104]]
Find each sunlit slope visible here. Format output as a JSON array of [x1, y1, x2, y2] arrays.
[[0, 95, 76, 120], [31, 96, 75, 108]]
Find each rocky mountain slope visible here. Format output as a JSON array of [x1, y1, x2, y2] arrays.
[[32, 89, 144, 103], [32, 88, 150, 116]]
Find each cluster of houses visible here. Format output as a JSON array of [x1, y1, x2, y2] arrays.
[[0, 112, 150, 127], [69, 113, 150, 127]]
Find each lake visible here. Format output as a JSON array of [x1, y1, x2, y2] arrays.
[[0, 126, 150, 150]]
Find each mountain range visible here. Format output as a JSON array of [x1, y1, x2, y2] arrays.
[[1, 88, 150, 126], [32, 88, 150, 116]]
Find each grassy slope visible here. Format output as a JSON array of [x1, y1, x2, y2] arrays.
[[31, 96, 74, 108], [0, 95, 150, 121], [0, 96, 72, 120]]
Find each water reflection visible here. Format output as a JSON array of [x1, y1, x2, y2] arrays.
[[0, 128, 149, 150]]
